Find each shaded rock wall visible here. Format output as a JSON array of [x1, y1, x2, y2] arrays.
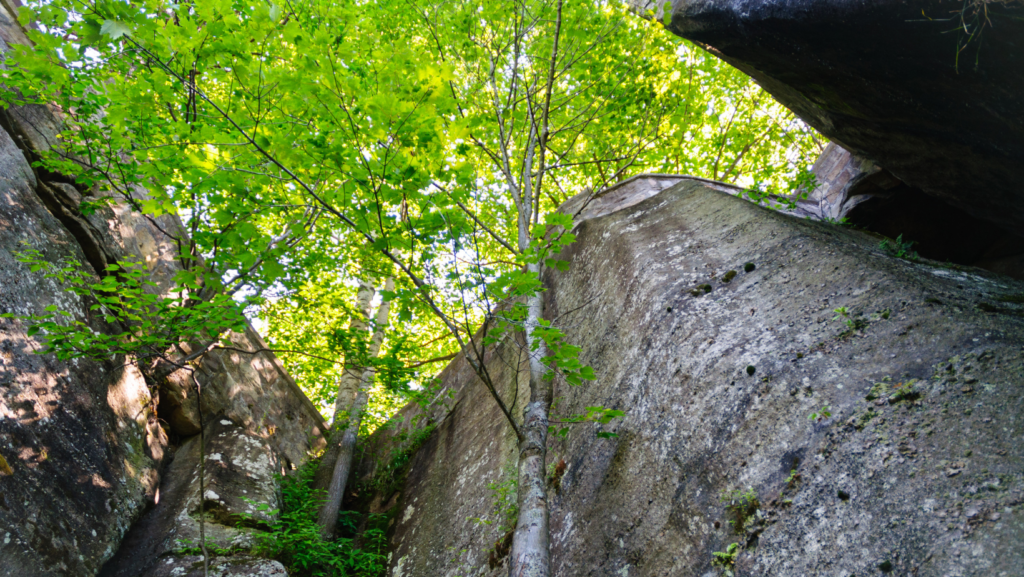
[[354, 177, 1024, 577], [658, 0, 1024, 236], [0, 4, 326, 575], [798, 143, 1024, 279]]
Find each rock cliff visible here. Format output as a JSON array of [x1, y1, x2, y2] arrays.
[[0, 4, 326, 575], [653, 0, 1024, 277], [353, 176, 1024, 577]]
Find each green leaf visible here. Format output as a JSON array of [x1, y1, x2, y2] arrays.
[[262, 259, 285, 281], [100, 20, 132, 40], [544, 258, 569, 272]]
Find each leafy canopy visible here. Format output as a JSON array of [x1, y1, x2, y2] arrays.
[[2, 0, 822, 424]]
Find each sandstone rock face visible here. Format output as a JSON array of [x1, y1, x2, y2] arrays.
[[357, 178, 1024, 577], [795, 143, 897, 222], [0, 4, 325, 574], [659, 0, 1024, 235], [0, 88, 166, 577]]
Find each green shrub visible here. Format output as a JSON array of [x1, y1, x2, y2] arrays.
[[247, 463, 388, 577], [720, 487, 760, 534], [712, 542, 740, 576], [879, 234, 918, 261]]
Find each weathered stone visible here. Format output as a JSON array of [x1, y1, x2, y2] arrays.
[[141, 555, 287, 577], [0, 87, 164, 576], [101, 420, 283, 577], [657, 0, 1024, 236], [357, 177, 1024, 577], [795, 142, 897, 221]]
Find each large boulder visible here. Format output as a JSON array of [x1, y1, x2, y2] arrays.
[[0, 84, 166, 577], [134, 556, 287, 577], [356, 176, 1024, 577], [656, 0, 1024, 235]]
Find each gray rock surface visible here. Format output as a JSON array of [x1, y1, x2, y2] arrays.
[[99, 420, 285, 577], [795, 142, 897, 222], [0, 82, 165, 577], [354, 177, 1024, 577], [139, 555, 287, 577], [657, 0, 1024, 237]]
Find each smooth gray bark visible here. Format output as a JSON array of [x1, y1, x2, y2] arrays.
[[509, 263, 552, 577], [312, 280, 376, 495], [317, 278, 393, 538]]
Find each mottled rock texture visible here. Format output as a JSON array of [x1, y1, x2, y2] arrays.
[[795, 143, 896, 222], [0, 4, 325, 575], [657, 0, 1024, 237], [101, 420, 288, 577], [135, 555, 287, 577], [354, 178, 1024, 577]]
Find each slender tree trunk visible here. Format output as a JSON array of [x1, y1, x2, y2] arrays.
[[317, 278, 394, 538], [313, 280, 376, 494], [334, 280, 376, 418], [509, 263, 552, 577]]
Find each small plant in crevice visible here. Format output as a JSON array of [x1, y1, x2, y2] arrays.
[[488, 461, 520, 535], [546, 456, 567, 492], [472, 460, 520, 569], [879, 234, 919, 261], [690, 283, 713, 297], [943, 0, 1010, 72], [866, 377, 921, 405], [784, 468, 800, 489], [832, 306, 850, 325], [832, 307, 868, 338], [777, 466, 802, 507], [711, 542, 740, 576], [809, 405, 832, 422], [721, 487, 761, 536]]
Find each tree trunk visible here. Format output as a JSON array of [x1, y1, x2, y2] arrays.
[[509, 264, 552, 577], [312, 280, 376, 494], [317, 277, 394, 538]]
